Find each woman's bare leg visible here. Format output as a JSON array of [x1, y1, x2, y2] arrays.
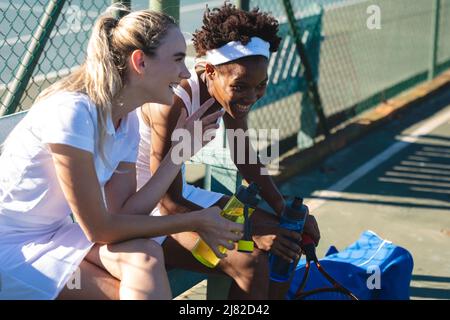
[[218, 195, 297, 299], [160, 195, 272, 299], [163, 195, 296, 300], [58, 238, 171, 300], [57, 259, 120, 300], [163, 232, 269, 299], [86, 238, 171, 300]]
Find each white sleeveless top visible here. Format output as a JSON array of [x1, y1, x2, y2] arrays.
[[136, 69, 223, 213]]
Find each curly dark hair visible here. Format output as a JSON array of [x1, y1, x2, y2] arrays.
[[192, 2, 281, 58]]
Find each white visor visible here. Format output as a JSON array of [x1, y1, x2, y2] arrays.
[[204, 36, 270, 65]]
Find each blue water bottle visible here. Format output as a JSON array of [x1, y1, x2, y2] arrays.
[[269, 197, 309, 282]]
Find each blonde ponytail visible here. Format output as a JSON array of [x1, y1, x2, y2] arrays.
[[37, 4, 176, 163]]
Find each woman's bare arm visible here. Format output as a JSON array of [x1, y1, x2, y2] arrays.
[[222, 113, 285, 215], [49, 143, 241, 251], [143, 98, 212, 214]]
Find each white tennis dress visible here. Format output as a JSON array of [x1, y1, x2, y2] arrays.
[[0, 92, 140, 299], [136, 68, 224, 245]]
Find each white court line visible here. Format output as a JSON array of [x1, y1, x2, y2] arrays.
[[180, 0, 223, 13], [1, 0, 219, 48], [276, 0, 370, 23], [1, 23, 93, 47], [0, 66, 77, 91], [0, 2, 99, 17], [180, 0, 369, 14], [323, 0, 370, 11], [1, 4, 102, 47], [1, 41, 195, 91], [306, 106, 450, 212], [1, 0, 366, 47]]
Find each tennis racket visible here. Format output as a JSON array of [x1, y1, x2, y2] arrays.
[[293, 234, 359, 300]]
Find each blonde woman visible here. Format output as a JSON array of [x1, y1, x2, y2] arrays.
[[0, 6, 240, 300]]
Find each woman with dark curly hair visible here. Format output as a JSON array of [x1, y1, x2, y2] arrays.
[[137, 3, 321, 299]]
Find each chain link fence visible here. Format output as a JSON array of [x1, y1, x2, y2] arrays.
[[318, 0, 450, 123], [246, 0, 323, 151], [1, 0, 449, 152], [438, 0, 450, 68], [246, 0, 450, 151], [0, 0, 112, 114]]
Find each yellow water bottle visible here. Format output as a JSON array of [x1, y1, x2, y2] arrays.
[[191, 183, 260, 268]]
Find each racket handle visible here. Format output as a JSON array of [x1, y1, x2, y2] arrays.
[[301, 234, 317, 261], [302, 233, 315, 245]]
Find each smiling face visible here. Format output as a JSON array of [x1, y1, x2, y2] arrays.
[[205, 55, 269, 119], [137, 27, 191, 105]]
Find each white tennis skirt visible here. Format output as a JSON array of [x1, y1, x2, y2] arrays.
[[0, 215, 93, 300]]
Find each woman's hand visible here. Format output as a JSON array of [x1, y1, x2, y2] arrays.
[[171, 98, 224, 162], [194, 206, 244, 259], [252, 214, 320, 262], [253, 225, 302, 262]]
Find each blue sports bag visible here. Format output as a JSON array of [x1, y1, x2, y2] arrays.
[[287, 230, 414, 300]]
